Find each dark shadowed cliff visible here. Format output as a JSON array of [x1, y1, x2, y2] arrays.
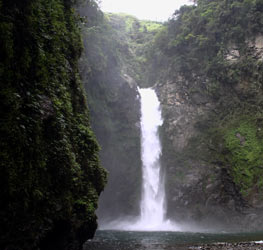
[[0, 0, 106, 249]]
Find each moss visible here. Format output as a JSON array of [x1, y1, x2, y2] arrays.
[[223, 119, 263, 197], [0, 0, 106, 249]]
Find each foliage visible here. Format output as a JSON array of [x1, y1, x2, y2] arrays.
[[149, 0, 263, 88], [0, 0, 106, 249], [148, 0, 263, 205], [102, 13, 163, 87], [139, 20, 162, 32], [223, 119, 263, 197]]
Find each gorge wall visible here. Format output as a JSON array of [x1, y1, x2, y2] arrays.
[[150, 0, 263, 230], [0, 1, 106, 249], [79, 11, 143, 222]]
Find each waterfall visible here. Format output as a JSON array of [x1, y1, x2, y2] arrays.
[[100, 88, 180, 231], [138, 88, 166, 229], [130, 88, 179, 231]]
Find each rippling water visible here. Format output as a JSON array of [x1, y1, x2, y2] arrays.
[[84, 230, 263, 250]]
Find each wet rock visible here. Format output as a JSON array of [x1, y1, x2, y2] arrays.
[[190, 242, 263, 250]]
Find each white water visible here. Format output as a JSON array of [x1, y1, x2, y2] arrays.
[[100, 88, 180, 231], [137, 88, 167, 229], [130, 88, 179, 231]]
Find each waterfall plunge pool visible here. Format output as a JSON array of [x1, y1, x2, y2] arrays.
[[84, 230, 263, 250], [89, 89, 263, 249]]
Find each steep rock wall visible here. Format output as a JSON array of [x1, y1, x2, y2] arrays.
[[0, 1, 106, 249], [80, 13, 142, 222], [145, 0, 263, 230], [86, 72, 141, 221], [155, 34, 263, 230]]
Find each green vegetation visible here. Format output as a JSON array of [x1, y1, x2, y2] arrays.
[[148, 0, 263, 204], [105, 13, 162, 33], [150, 0, 263, 87], [0, 0, 106, 249], [139, 20, 163, 32], [223, 119, 263, 197], [103, 13, 163, 86]]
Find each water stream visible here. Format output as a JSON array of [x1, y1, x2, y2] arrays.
[[131, 88, 178, 231], [138, 88, 165, 229]]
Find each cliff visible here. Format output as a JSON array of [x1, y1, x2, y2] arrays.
[[0, 0, 106, 249], [149, 0, 263, 230], [79, 12, 142, 221]]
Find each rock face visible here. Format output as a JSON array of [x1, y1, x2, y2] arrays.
[[0, 1, 107, 249], [80, 13, 142, 222], [155, 35, 263, 229], [146, 0, 263, 229], [156, 77, 245, 229], [90, 73, 142, 222], [226, 36, 263, 62]]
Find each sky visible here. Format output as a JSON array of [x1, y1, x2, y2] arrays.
[[100, 0, 192, 22]]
